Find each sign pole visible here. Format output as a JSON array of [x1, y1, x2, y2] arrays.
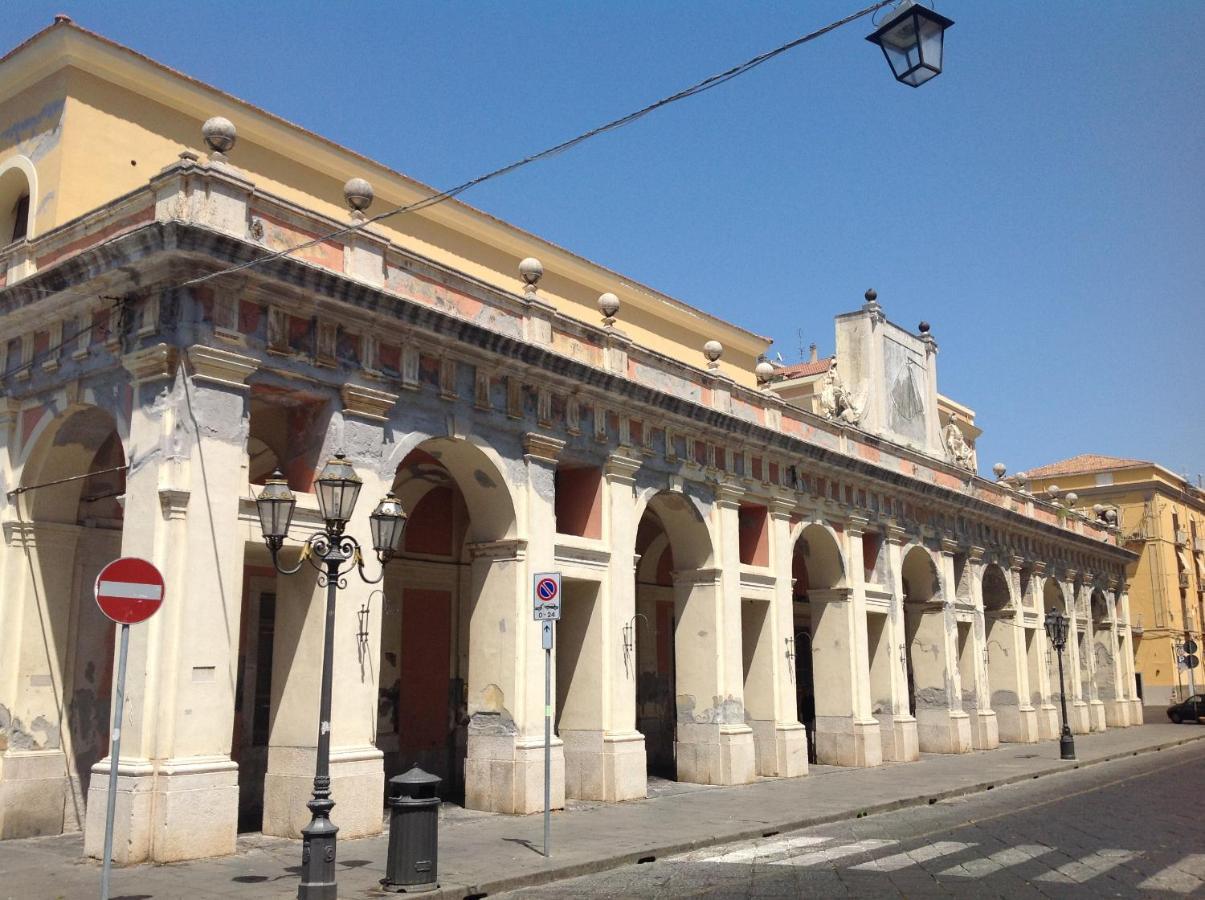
[[543, 620, 553, 858], [100, 622, 130, 900]]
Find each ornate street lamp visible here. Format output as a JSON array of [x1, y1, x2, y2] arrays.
[[1043, 608, 1077, 761], [866, 0, 954, 88], [256, 453, 406, 900]]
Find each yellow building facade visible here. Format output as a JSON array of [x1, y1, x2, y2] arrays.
[[1015, 455, 1205, 715]]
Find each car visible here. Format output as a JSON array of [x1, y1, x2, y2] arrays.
[[1166, 694, 1205, 724]]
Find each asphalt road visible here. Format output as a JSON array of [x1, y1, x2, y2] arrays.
[[502, 739, 1205, 898]]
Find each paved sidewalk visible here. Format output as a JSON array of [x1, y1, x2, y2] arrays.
[[4, 724, 1201, 900]]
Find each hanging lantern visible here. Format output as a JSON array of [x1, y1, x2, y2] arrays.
[[866, 0, 954, 88], [369, 492, 408, 558]]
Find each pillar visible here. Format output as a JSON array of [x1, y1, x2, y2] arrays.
[[1118, 589, 1143, 723], [912, 541, 971, 754], [672, 563, 755, 786], [810, 518, 881, 767], [1027, 566, 1057, 741], [261, 406, 391, 841], [1079, 577, 1107, 732], [765, 499, 807, 777], [962, 548, 998, 750], [988, 558, 1037, 742], [1100, 584, 1130, 727], [879, 525, 918, 761], [463, 433, 564, 814], [558, 449, 646, 802], [85, 345, 254, 863], [1063, 576, 1091, 735]]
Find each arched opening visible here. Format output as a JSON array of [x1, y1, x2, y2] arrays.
[[634, 490, 713, 783], [8, 405, 125, 837], [791, 523, 844, 765], [379, 437, 517, 806], [900, 545, 940, 719], [0, 164, 32, 246], [982, 563, 1030, 743]]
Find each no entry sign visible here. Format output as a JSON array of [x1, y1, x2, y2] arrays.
[[94, 557, 165, 624]]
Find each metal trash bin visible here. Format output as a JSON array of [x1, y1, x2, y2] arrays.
[[381, 766, 441, 893]]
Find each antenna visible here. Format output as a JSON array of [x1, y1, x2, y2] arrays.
[[797, 328, 806, 363]]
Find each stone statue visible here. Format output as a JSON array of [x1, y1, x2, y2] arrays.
[[942, 418, 975, 471], [819, 360, 862, 425]]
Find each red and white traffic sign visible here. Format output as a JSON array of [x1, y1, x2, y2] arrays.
[[532, 572, 562, 621], [94, 557, 165, 624]]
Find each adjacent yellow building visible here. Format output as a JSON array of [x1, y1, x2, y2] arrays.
[[1016, 455, 1205, 715]]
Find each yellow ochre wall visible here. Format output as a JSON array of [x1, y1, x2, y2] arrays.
[[1027, 465, 1205, 711], [1, 24, 769, 386]]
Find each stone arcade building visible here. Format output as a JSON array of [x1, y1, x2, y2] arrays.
[[0, 21, 1139, 862]]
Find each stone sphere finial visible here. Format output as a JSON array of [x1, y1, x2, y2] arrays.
[[755, 359, 775, 384], [598, 292, 620, 325], [344, 177, 374, 213], [202, 116, 236, 155], [702, 340, 723, 367], [1065, 491, 1078, 506], [918, 321, 931, 334], [993, 462, 1007, 480], [865, 288, 877, 304], [519, 257, 543, 287]]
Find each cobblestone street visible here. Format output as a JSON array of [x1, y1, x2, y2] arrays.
[[505, 739, 1205, 898]]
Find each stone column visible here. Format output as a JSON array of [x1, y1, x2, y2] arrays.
[[1079, 576, 1108, 732], [766, 499, 807, 777], [462, 433, 565, 814], [1028, 567, 1058, 741], [1100, 582, 1129, 727], [0, 517, 81, 839], [912, 541, 971, 754], [562, 449, 646, 802], [261, 402, 393, 841], [1063, 575, 1091, 734], [963, 548, 998, 750], [1117, 588, 1143, 723], [878, 525, 918, 762], [988, 558, 1036, 742], [810, 518, 881, 767], [672, 564, 755, 786], [85, 344, 254, 863]]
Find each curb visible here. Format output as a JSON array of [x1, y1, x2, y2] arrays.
[[408, 731, 1205, 899]]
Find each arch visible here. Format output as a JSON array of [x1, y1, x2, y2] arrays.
[[390, 435, 517, 543], [1042, 577, 1066, 615], [1090, 588, 1109, 625], [901, 545, 941, 603], [0, 154, 37, 244], [982, 563, 1011, 612], [792, 522, 845, 591], [18, 405, 126, 524], [634, 489, 714, 571]]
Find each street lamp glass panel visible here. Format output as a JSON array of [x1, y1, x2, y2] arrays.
[[866, 2, 953, 88], [256, 471, 296, 540], [369, 492, 407, 555], [315, 453, 362, 525]]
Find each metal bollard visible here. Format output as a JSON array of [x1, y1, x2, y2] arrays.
[[381, 766, 441, 893]]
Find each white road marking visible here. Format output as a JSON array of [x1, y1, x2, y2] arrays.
[[770, 839, 897, 868], [1036, 849, 1139, 884], [940, 844, 1053, 877], [703, 835, 830, 864], [1138, 854, 1205, 894], [851, 841, 975, 872]]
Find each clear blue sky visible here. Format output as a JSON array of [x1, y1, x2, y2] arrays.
[[8, 1, 1203, 479]]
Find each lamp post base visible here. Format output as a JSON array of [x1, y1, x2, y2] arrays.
[[298, 799, 339, 900], [1059, 729, 1076, 761]]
